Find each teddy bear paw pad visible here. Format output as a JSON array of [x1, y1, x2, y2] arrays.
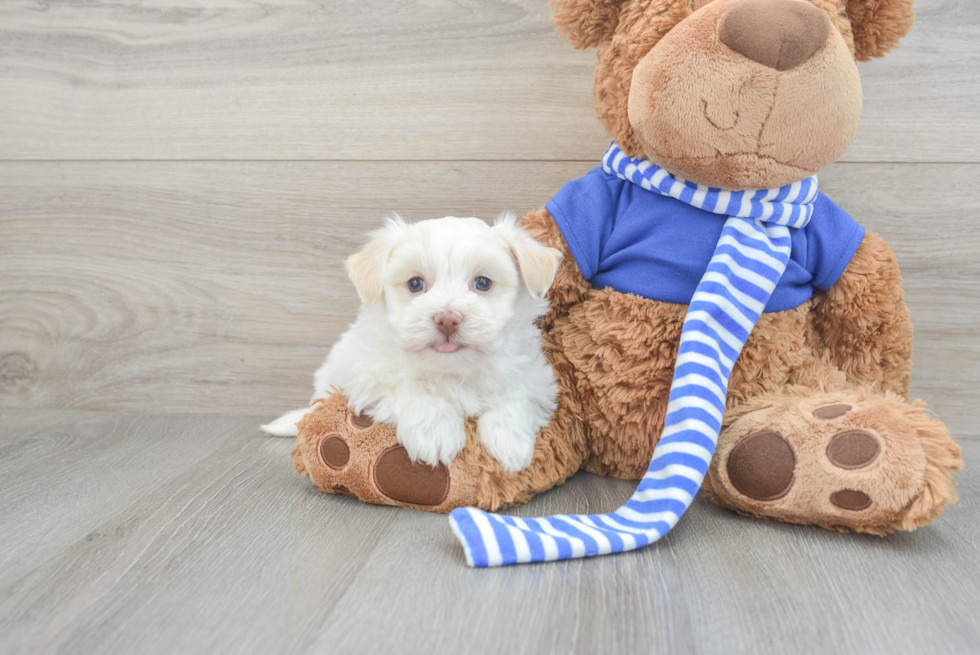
[[726, 431, 795, 501], [350, 412, 373, 429], [373, 446, 450, 506], [830, 489, 872, 511], [812, 403, 851, 419], [319, 434, 350, 470], [826, 430, 879, 470]]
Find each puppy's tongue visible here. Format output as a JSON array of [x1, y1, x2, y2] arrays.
[[433, 341, 460, 354]]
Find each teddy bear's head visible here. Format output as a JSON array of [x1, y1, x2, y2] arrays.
[[555, 0, 914, 189]]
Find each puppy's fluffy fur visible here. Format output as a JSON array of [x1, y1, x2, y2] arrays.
[[262, 214, 562, 472]]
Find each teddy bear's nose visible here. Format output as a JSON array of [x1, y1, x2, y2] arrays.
[[718, 0, 831, 71]]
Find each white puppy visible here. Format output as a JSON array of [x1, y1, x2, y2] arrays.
[[262, 213, 562, 472]]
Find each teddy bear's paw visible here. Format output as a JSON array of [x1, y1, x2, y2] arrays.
[[291, 392, 482, 513], [706, 391, 962, 535]]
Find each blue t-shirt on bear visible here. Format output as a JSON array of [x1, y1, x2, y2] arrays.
[[545, 167, 866, 313]]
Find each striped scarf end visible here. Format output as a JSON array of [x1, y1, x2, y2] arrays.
[[448, 507, 490, 568]]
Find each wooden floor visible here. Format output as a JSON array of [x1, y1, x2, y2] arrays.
[[1, 0, 978, 652], [0, 407, 977, 655]]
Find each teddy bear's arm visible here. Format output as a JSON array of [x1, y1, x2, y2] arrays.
[[810, 231, 913, 398], [521, 207, 593, 328]]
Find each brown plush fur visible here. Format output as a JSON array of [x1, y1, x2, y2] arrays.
[[293, 0, 961, 536], [810, 231, 913, 396], [846, 0, 916, 61], [553, 0, 630, 48]]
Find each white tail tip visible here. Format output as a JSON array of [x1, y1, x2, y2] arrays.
[[260, 408, 311, 437]]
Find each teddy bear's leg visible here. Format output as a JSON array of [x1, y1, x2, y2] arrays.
[[705, 231, 963, 533], [291, 327, 589, 513], [811, 232, 914, 397], [706, 389, 962, 534]]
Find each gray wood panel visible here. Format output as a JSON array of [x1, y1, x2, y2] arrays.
[[2, 161, 978, 441], [0, 408, 976, 655], [0, 0, 977, 162]]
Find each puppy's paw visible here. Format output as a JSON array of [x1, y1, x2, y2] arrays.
[[477, 411, 536, 472], [397, 417, 466, 468]]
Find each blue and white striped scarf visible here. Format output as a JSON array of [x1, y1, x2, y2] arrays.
[[449, 142, 818, 567]]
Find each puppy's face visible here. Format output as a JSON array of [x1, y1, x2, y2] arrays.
[[347, 215, 561, 357]]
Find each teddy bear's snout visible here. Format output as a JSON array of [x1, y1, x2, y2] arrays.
[[718, 0, 830, 71]]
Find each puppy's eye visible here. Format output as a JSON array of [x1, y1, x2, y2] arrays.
[[473, 276, 492, 292], [407, 277, 426, 293]]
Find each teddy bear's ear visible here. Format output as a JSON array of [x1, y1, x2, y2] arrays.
[[845, 0, 916, 61], [552, 0, 629, 49]]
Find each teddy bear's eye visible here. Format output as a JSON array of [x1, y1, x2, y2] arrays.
[[407, 277, 426, 293], [473, 276, 492, 292]]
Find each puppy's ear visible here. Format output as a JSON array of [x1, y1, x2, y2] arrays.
[[346, 215, 407, 306], [493, 212, 563, 299]]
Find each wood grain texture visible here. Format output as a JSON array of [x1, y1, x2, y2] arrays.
[[2, 161, 978, 441], [0, 0, 977, 162], [0, 408, 977, 655]]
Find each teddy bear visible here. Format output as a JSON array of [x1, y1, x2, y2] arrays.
[[291, 0, 962, 558]]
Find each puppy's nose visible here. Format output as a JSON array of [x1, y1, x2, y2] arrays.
[[433, 310, 462, 337], [718, 0, 830, 71]]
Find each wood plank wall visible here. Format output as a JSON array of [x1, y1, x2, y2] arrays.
[[1, 0, 978, 438]]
